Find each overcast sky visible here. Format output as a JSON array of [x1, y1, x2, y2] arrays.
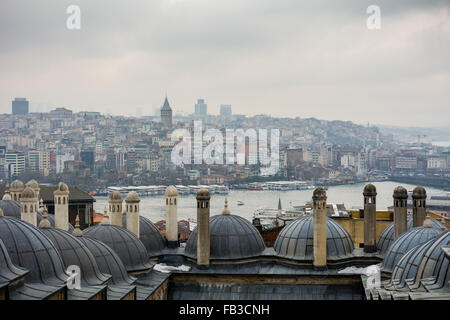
[[0, 0, 449, 126]]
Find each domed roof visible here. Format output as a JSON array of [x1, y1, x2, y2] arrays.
[[83, 224, 152, 273], [77, 235, 137, 287], [25, 179, 39, 190], [165, 185, 178, 197], [377, 216, 443, 255], [36, 211, 75, 233], [381, 223, 441, 273], [274, 215, 354, 260], [393, 186, 408, 199], [185, 214, 266, 260], [0, 200, 21, 219], [10, 180, 24, 191], [21, 187, 36, 199], [125, 191, 140, 202], [122, 215, 166, 257], [0, 215, 68, 286], [109, 191, 123, 201], [196, 188, 210, 200], [54, 182, 69, 194], [0, 238, 28, 284], [39, 226, 110, 287], [363, 183, 377, 196], [412, 186, 427, 199], [386, 230, 450, 292]]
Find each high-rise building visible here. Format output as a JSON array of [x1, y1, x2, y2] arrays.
[[220, 104, 232, 117], [38, 151, 51, 174], [12, 98, 29, 115], [80, 150, 95, 171], [161, 96, 173, 129], [5, 152, 25, 176], [195, 99, 207, 116], [27, 150, 40, 172]]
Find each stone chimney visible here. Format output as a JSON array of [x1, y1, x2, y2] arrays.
[[393, 186, 408, 239], [412, 186, 427, 228], [26, 180, 40, 212], [21, 187, 37, 226], [54, 182, 70, 231], [2, 183, 11, 200], [165, 185, 179, 248], [108, 191, 123, 227], [196, 188, 210, 267], [125, 191, 140, 238], [313, 187, 327, 270], [363, 183, 377, 253], [10, 180, 24, 201]]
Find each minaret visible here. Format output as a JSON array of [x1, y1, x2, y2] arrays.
[[196, 188, 210, 267], [363, 184, 377, 253], [10, 180, 24, 201], [26, 179, 40, 212], [125, 191, 140, 238], [54, 182, 70, 231], [2, 183, 11, 200], [312, 187, 327, 270], [393, 186, 408, 239], [108, 191, 123, 227], [165, 185, 179, 248], [412, 186, 427, 228], [20, 187, 37, 226]]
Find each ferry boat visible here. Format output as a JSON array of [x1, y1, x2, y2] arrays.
[[237, 201, 244, 206]]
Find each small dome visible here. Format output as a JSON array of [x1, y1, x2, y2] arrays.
[[21, 187, 36, 199], [125, 191, 140, 202], [387, 230, 450, 292], [108, 191, 123, 201], [185, 214, 265, 260], [0, 215, 68, 285], [196, 188, 210, 200], [77, 236, 137, 287], [122, 215, 166, 257], [0, 200, 21, 219], [10, 180, 24, 191], [40, 227, 110, 287], [165, 185, 178, 197], [377, 217, 443, 255], [54, 182, 69, 194], [393, 186, 407, 199], [412, 186, 427, 199], [312, 187, 327, 201], [381, 225, 441, 273], [274, 215, 354, 260], [83, 224, 152, 273], [363, 183, 377, 196], [36, 212, 75, 233], [25, 179, 39, 190]]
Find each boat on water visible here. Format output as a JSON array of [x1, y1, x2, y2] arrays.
[[237, 201, 244, 206]]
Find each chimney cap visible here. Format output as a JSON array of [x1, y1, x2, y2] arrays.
[[393, 186, 408, 199], [165, 185, 178, 197], [54, 182, 69, 195], [196, 188, 210, 200], [312, 187, 327, 201], [26, 179, 39, 190], [412, 186, 427, 199], [21, 187, 36, 199], [10, 180, 24, 191], [363, 183, 377, 196], [108, 191, 122, 201], [125, 191, 140, 202]]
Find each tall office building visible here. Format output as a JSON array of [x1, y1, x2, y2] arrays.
[[12, 98, 29, 115], [220, 104, 232, 117], [195, 99, 207, 116], [27, 150, 40, 172], [5, 152, 25, 176]]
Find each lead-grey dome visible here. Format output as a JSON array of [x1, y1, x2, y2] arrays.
[[83, 224, 152, 273], [386, 230, 450, 292], [185, 214, 266, 260], [0, 200, 21, 219], [36, 211, 75, 233], [377, 216, 442, 255], [0, 215, 68, 286], [39, 227, 110, 287], [274, 215, 354, 261], [381, 224, 441, 274], [0, 238, 28, 285], [122, 215, 166, 257]]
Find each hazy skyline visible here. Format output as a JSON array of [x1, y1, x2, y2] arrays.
[[0, 0, 449, 126]]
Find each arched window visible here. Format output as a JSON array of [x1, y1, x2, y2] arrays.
[[24, 205, 27, 213], [174, 199, 177, 205]]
